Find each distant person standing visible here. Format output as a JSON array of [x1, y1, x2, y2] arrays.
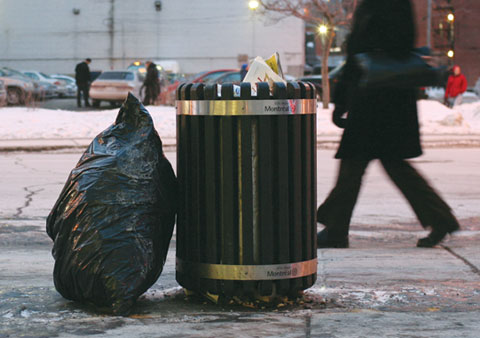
[[142, 61, 160, 106], [75, 58, 92, 107], [445, 65, 467, 108], [240, 63, 248, 81]]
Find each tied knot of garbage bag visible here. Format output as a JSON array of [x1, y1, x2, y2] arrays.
[[114, 92, 152, 128]]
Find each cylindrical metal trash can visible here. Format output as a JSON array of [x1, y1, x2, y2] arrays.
[[176, 81, 317, 298]]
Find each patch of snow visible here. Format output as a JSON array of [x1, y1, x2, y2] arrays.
[[2, 312, 13, 319], [1, 100, 480, 142], [425, 87, 445, 99]]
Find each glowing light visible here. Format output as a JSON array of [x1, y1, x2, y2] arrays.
[[447, 13, 455, 22], [318, 24, 328, 35], [248, 0, 259, 10], [133, 61, 141, 66], [447, 50, 454, 58]]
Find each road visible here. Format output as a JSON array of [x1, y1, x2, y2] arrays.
[[36, 97, 122, 111], [0, 148, 479, 337]]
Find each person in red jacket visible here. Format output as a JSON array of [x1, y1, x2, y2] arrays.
[[445, 65, 467, 108]]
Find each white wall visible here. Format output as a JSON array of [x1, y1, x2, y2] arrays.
[[0, 0, 305, 76]]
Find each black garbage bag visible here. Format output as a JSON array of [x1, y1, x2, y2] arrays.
[[46, 93, 177, 315]]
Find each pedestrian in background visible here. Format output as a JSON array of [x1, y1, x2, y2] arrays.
[[240, 63, 248, 81], [75, 58, 92, 107], [316, 0, 460, 249], [142, 61, 160, 106], [444, 65, 467, 108]]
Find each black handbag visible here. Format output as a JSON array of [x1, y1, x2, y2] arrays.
[[354, 50, 445, 89]]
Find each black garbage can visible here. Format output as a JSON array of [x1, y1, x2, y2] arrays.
[[176, 81, 317, 298]]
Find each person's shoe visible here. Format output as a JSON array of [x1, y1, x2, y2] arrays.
[[317, 228, 349, 248], [417, 224, 460, 248]]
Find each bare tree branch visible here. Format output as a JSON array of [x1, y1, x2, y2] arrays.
[[258, 0, 355, 108]]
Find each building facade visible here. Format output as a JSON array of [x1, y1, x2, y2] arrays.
[[0, 0, 305, 76]]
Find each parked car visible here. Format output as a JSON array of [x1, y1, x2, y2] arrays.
[[89, 70, 143, 107], [128, 60, 181, 83], [21, 70, 68, 97], [189, 69, 239, 84], [0, 67, 35, 105], [0, 79, 7, 106], [90, 71, 102, 82], [206, 71, 242, 84], [127, 61, 171, 95], [298, 62, 345, 100], [163, 69, 238, 105], [34, 81, 57, 100], [474, 77, 480, 98], [51, 74, 77, 97]]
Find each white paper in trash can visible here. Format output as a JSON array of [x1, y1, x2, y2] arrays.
[[242, 56, 285, 94]]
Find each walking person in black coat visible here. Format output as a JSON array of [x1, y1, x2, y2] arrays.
[[142, 61, 160, 106], [75, 58, 92, 107], [316, 0, 460, 248]]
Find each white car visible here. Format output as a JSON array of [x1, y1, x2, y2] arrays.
[[0, 68, 35, 105], [0, 79, 7, 106], [51, 74, 77, 97], [21, 70, 68, 97], [474, 77, 480, 98], [89, 70, 143, 107]]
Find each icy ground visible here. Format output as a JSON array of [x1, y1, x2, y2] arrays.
[[1, 100, 480, 141]]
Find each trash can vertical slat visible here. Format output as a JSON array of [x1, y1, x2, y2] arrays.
[[219, 116, 237, 295], [258, 116, 274, 296], [289, 115, 304, 293], [276, 114, 291, 294], [310, 111, 318, 285], [302, 114, 313, 289], [239, 116, 256, 296], [176, 114, 189, 288], [204, 117, 220, 294]]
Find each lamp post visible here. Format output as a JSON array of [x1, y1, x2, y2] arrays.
[[317, 23, 331, 108], [447, 11, 455, 65], [427, 0, 432, 48], [248, 1, 259, 57]]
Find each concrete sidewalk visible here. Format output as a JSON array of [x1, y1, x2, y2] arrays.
[[1, 146, 479, 337], [1, 222, 479, 337], [1, 134, 479, 152]]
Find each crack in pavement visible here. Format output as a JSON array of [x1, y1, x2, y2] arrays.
[[14, 187, 44, 218], [441, 245, 480, 277], [13, 157, 32, 171]]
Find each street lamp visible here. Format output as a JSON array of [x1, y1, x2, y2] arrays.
[[318, 24, 328, 35], [447, 13, 455, 22], [447, 50, 454, 58], [248, 0, 260, 57], [248, 0, 259, 10]]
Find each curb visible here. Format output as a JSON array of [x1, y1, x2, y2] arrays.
[[1, 135, 479, 153]]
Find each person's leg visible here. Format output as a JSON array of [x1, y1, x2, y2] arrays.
[[453, 94, 463, 107], [380, 159, 460, 247], [83, 84, 90, 107], [447, 97, 455, 108], [77, 85, 82, 107], [317, 158, 369, 247], [143, 86, 151, 105]]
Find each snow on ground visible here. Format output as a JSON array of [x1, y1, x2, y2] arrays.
[[1, 100, 479, 141]]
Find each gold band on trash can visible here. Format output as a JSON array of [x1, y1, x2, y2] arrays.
[[177, 99, 317, 116], [176, 257, 317, 281]]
